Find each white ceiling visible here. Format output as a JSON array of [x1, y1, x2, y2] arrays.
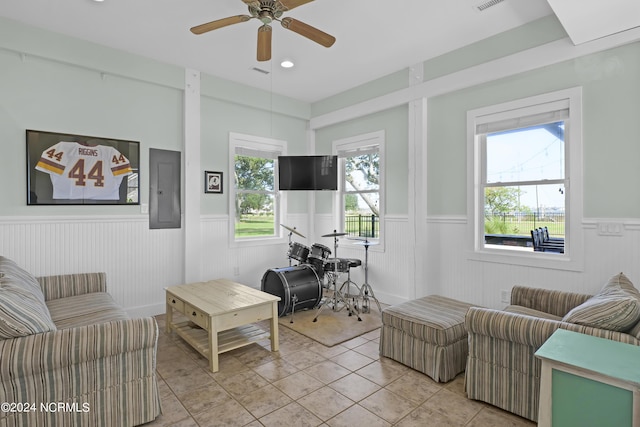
[[0, 0, 564, 103]]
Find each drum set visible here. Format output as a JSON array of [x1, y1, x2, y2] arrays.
[[260, 223, 381, 323]]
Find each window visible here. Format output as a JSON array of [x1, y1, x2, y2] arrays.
[[334, 131, 384, 240], [467, 88, 583, 269], [229, 133, 286, 244]]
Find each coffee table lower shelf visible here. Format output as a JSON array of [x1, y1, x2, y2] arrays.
[[172, 321, 270, 357]]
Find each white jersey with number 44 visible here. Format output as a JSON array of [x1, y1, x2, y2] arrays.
[[36, 141, 133, 200]]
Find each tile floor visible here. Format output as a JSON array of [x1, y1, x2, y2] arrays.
[[145, 314, 536, 427]]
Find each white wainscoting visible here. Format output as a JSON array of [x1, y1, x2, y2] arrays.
[[313, 214, 413, 306], [427, 216, 640, 309], [0, 215, 184, 317]]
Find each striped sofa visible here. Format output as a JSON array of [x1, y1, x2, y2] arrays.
[[465, 274, 640, 422], [0, 256, 161, 426]]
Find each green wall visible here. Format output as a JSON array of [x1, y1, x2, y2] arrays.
[[427, 41, 640, 217], [314, 105, 409, 215]]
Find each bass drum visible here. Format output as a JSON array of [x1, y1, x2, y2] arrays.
[[261, 265, 321, 317]]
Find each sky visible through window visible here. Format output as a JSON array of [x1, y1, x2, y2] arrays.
[[486, 123, 565, 211]]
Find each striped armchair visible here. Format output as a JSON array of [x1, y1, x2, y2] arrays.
[[0, 257, 161, 426], [465, 284, 640, 422]]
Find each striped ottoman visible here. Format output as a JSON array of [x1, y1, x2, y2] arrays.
[[379, 295, 476, 382]]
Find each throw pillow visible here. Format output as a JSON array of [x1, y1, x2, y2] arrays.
[[0, 256, 47, 304], [0, 282, 57, 339], [562, 272, 640, 332]]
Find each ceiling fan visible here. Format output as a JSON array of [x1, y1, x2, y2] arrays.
[[190, 0, 336, 62]]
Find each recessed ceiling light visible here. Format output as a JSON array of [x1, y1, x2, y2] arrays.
[[280, 60, 294, 69]]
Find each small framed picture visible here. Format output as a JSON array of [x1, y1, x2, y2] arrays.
[[204, 171, 223, 194]]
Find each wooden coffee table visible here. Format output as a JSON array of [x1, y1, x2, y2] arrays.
[[165, 279, 280, 372]]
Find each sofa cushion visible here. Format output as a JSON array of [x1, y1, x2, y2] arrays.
[[46, 292, 129, 329], [562, 272, 640, 332], [504, 305, 563, 321]]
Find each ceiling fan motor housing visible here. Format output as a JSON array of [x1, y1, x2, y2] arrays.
[[250, 0, 284, 24]]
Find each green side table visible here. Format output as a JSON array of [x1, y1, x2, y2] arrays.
[[535, 328, 640, 427]]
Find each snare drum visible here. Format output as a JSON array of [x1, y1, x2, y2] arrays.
[[287, 242, 310, 263], [261, 265, 321, 317], [324, 258, 352, 273], [309, 243, 331, 261]]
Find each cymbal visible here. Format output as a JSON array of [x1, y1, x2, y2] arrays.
[[354, 240, 379, 246], [321, 231, 347, 238], [280, 223, 305, 238]]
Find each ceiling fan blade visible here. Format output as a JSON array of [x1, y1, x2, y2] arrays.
[[190, 15, 251, 35], [277, 0, 314, 11], [257, 25, 272, 61], [281, 17, 335, 47]]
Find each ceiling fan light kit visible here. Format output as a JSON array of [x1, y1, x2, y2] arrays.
[[190, 0, 335, 62]]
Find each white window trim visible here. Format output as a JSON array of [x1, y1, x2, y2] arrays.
[[332, 130, 385, 251], [229, 132, 287, 248], [466, 87, 584, 271]]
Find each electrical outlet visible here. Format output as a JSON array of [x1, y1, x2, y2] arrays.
[[501, 290, 511, 305], [233, 266, 240, 276], [140, 203, 148, 214]]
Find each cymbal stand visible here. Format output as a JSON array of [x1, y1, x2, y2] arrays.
[[313, 231, 358, 321], [286, 229, 294, 267], [359, 240, 382, 314]]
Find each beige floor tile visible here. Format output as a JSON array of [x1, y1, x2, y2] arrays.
[[178, 382, 234, 415], [150, 314, 539, 427], [420, 389, 484, 425], [281, 348, 328, 369], [467, 407, 536, 427], [326, 404, 391, 427], [306, 341, 349, 359], [385, 370, 442, 405], [351, 340, 381, 360], [330, 349, 375, 371], [394, 403, 467, 427], [355, 360, 408, 386], [273, 371, 325, 400], [252, 358, 301, 382], [305, 360, 351, 384], [216, 369, 270, 399], [239, 383, 293, 419], [328, 373, 381, 402], [163, 367, 218, 397], [359, 389, 418, 424], [192, 398, 256, 427], [297, 386, 356, 421], [258, 402, 324, 427]]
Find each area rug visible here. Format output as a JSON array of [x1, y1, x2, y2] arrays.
[[278, 307, 382, 347]]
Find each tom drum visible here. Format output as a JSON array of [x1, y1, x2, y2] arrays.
[[261, 265, 321, 317], [307, 243, 332, 279], [287, 242, 310, 263]]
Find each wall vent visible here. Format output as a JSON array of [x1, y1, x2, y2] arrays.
[[475, 0, 505, 12], [252, 67, 270, 75]]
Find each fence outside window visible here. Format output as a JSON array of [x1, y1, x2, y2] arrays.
[[485, 212, 565, 237], [345, 214, 379, 238]]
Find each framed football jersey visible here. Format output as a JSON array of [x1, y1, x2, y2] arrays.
[[26, 130, 140, 205]]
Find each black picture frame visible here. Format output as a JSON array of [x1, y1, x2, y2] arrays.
[[26, 129, 140, 205], [204, 171, 223, 194]]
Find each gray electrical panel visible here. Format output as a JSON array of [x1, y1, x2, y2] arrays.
[[149, 148, 181, 229]]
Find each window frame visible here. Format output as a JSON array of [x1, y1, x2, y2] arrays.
[[466, 87, 584, 271], [228, 132, 287, 247], [333, 130, 385, 249]]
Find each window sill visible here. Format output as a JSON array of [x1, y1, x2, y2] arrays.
[[467, 246, 584, 272]]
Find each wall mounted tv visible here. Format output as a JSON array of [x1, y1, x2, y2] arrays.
[[278, 155, 338, 191]]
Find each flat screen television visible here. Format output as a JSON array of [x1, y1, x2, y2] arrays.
[[278, 155, 338, 191]]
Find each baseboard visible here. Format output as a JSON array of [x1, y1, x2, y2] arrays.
[[126, 303, 165, 319]]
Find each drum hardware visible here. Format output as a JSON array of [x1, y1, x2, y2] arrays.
[[289, 294, 299, 323], [337, 258, 362, 321], [313, 230, 359, 322], [353, 239, 382, 314]]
